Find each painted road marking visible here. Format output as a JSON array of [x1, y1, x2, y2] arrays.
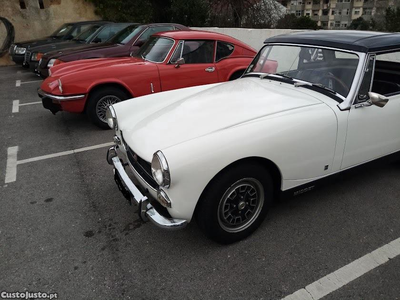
[[282, 237, 400, 300], [12, 100, 42, 113], [15, 79, 41, 87], [12, 100, 19, 113], [4, 142, 113, 183], [5, 147, 18, 184]]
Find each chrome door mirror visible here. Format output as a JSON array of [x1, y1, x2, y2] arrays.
[[175, 57, 185, 68], [368, 92, 389, 108]]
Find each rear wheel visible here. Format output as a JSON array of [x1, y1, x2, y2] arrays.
[[87, 87, 129, 129], [195, 163, 273, 244]]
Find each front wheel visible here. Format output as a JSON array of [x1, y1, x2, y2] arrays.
[[86, 87, 130, 129], [195, 163, 273, 244]]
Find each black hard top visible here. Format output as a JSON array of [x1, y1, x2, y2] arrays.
[[264, 30, 400, 53]]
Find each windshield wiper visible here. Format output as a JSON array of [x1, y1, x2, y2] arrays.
[[294, 82, 337, 95], [260, 73, 294, 82]]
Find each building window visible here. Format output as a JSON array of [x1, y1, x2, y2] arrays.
[[19, 0, 26, 9], [322, 9, 329, 15], [337, 0, 343, 3], [341, 23, 348, 28], [307, 1, 312, 4], [321, 21, 328, 27], [296, 10, 303, 16], [343, 9, 350, 15], [313, 10, 319, 15], [363, 9, 372, 15], [330, 22, 335, 27], [331, 9, 335, 15], [38, 0, 45, 9], [335, 21, 340, 27], [313, 0, 320, 4], [343, 0, 351, 2], [354, 9, 360, 15]]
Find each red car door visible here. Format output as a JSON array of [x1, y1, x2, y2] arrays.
[[158, 40, 219, 91]]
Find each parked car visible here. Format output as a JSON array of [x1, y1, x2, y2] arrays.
[[37, 23, 189, 78], [104, 30, 400, 243], [38, 30, 256, 128], [9, 20, 110, 67], [27, 23, 135, 73]]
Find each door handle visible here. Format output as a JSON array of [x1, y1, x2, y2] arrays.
[[205, 67, 215, 72]]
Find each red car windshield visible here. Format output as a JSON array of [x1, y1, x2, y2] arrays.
[[137, 37, 175, 63]]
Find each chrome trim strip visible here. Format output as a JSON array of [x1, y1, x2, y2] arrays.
[[110, 154, 187, 230], [38, 89, 85, 101]]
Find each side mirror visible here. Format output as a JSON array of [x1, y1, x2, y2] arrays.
[[368, 92, 389, 108], [175, 57, 185, 68]]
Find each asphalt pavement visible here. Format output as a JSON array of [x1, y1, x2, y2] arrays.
[[1, 65, 400, 300]]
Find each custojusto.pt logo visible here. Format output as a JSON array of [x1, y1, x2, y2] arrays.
[[1, 291, 58, 299]]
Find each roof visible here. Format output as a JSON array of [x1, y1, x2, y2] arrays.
[[156, 30, 256, 52], [264, 30, 400, 53]]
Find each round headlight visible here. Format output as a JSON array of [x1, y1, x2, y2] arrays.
[[151, 151, 171, 188], [106, 106, 117, 130], [15, 47, 26, 55]]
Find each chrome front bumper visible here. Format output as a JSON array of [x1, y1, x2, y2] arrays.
[[107, 146, 187, 230], [37, 88, 85, 101]]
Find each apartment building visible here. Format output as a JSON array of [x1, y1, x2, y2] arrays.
[[287, 0, 392, 29]]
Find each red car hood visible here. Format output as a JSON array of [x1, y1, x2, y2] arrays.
[[51, 57, 145, 77]]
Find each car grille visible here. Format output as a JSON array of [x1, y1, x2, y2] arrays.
[[121, 133, 158, 190], [24, 51, 31, 64]]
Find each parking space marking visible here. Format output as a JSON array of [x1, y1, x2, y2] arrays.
[[12, 100, 19, 113], [5, 142, 113, 183], [15, 79, 41, 87], [5, 147, 18, 184], [282, 237, 400, 300], [12, 100, 42, 113]]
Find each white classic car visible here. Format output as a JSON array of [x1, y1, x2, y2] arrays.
[[106, 31, 400, 244]]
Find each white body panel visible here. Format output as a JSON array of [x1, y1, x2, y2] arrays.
[[114, 77, 342, 221]]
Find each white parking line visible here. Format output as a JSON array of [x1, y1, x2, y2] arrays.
[[12, 100, 19, 113], [15, 79, 41, 87], [282, 237, 400, 300], [4, 142, 113, 183], [12, 100, 42, 113], [5, 147, 18, 184]]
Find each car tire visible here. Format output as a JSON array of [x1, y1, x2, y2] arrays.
[[195, 162, 273, 244], [87, 87, 130, 129]]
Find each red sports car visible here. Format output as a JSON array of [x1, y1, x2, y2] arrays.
[[38, 30, 257, 128]]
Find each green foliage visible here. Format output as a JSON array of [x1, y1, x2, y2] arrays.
[[86, 0, 153, 23], [348, 17, 371, 30], [385, 7, 400, 32], [277, 14, 319, 30], [170, 0, 209, 26]]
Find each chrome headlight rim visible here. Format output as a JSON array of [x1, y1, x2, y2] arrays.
[[151, 151, 171, 188], [15, 47, 26, 55], [106, 106, 118, 130]]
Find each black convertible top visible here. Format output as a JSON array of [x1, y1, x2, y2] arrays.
[[264, 30, 400, 53]]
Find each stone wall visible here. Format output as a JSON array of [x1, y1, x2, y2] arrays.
[[0, 0, 99, 66]]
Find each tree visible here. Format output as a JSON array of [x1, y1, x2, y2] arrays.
[[385, 7, 400, 32], [86, 0, 153, 23], [348, 17, 371, 30], [170, 0, 209, 26], [277, 14, 319, 30]]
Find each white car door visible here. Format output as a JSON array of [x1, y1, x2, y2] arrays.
[[342, 53, 400, 169]]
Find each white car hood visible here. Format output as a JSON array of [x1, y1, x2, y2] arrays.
[[117, 78, 323, 160]]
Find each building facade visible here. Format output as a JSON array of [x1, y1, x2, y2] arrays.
[[287, 0, 392, 29]]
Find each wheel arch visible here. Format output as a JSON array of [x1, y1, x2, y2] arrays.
[[194, 156, 282, 216], [84, 82, 134, 112]]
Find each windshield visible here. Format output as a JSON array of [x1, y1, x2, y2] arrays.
[[110, 25, 142, 44], [245, 45, 359, 97], [73, 25, 101, 42], [51, 24, 73, 38], [137, 37, 175, 63]]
